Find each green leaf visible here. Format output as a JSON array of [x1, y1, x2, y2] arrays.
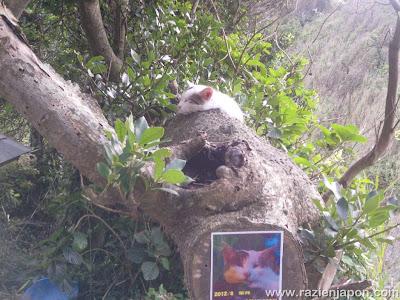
[[135, 231, 150, 244], [153, 157, 165, 180], [134, 116, 149, 140], [312, 198, 325, 212], [323, 177, 341, 200], [331, 124, 367, 143], [126, 114, 135, 134], [161, 169, 186, 184], [150, 227, 164, 245], [127, 66, 136, 81], [155, 242, 171, 257], [130, 49, 141, 64], [85, 55, 107, 74], [360, 238, 375, 249], [63, 247, 83, 265], [376, 236, 395, 244], [336, 197, 349, 221], [152, 148, 172, 160], [342, 255, 356, 267], [143, 75, 151, 87], [299, 228, 316, 244], [324, 227, 338, 238], [97, 162, 111, 178], [363, 191, 383, 214], [166, 159, 186, 171], [127, 247, 146, 264], [160, 257, 170, 270], [267, 127, 282, 139], [141, 261, 159, 281], [323, 211, 339, 231], [115, 119, 126, 143], [368, 208, 389, 227], [139, 127, 164, 145], [72, 232, 88, 252], [293, 156, 312, 168]]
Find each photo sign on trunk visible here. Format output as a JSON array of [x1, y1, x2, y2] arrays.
[[210, 231, 283, 300]]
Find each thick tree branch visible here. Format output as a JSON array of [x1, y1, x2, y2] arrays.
[[111, 0, 128, 59], [0, 16, 113, 185], [190, 0, 200, 21], [79, 0, 123, 81], [4, 0, 31, 19]]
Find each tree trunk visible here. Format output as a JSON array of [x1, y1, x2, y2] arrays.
[[79, 0, 123, 82], [0, 13, 323, 299], [111, 0, 128, 59], [159, 111, 322, 299], [4, 0, 31, 18]]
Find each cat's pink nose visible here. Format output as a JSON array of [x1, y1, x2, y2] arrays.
[[243, 272, 250, 280]]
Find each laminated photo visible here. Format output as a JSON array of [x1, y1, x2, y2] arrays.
[[210, 231, 283, 300]]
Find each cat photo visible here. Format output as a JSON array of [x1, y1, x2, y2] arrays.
[[210, 231, 283, 300]]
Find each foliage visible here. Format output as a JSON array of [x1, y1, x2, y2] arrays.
[[97, 115, 189, 197], [146, 284, 187, 300], [0, 157, 38, 213], [33, 194, 186, 299], [300, 177, 399, 295]]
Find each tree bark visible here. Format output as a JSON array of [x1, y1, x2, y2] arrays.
[[0, 11, 323, 299], [0, 16, 112, 185], [111, 0, 128, 59], [4, 0, 31, 19], [79, 0, 123, 82], [158, 111, 322, 299]]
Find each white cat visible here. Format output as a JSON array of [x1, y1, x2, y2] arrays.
[[177, 85, 244, 122]]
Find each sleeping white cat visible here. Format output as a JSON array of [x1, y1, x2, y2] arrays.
[[177, 85, 244, 122]]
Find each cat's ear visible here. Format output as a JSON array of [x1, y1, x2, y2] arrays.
[[221, 242, 236, 263], [199, 87, 213, 101], [259, 247, 279, 271]]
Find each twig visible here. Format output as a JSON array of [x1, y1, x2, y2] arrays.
[[73, 213, 127, 255], [312, 4, 342, 44], [274, 32, 294, 66], [209, 0, 236, 70], [235, 16, 281, 72], [190, 0, 201, 21], [335, 222, 400, 249], [302, 47, 314, 80]]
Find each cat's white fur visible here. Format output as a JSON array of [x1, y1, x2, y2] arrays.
[[244, 250, 280, 291], [177, 84, 244, 122]]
